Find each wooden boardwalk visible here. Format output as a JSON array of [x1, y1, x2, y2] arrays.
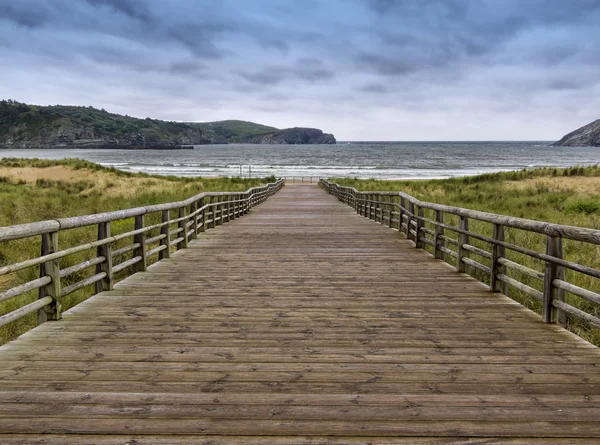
[[0, 184, 599, 444]]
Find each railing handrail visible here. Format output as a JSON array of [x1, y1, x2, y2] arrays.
[[0, 178, 285, 336], [320, 180, 600, 244], [320, 178, 600, 341], [0, 181, 284, 242]]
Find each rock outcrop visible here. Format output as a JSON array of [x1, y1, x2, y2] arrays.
[[553, 119, 600, 147], [241, 127, 336, 144]]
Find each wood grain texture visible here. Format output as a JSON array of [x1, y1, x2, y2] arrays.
[[0, 184, 599, 443]]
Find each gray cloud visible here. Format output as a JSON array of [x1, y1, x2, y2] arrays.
[[1, 0, 599, 140], [0, 3, 51, 28], [86, 0, 152, 23]]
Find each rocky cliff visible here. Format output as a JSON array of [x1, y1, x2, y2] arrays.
[[553, 119, 600, 147], [241, 127, 336, 144]]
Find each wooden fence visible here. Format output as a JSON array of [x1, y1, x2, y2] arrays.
[[321, 179, 600, 337], [283, 176, 324, 184], [0, 179, 284, 331]]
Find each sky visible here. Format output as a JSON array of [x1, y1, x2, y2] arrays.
[[1, 0, 599, 141]]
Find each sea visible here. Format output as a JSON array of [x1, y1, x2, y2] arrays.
[[1, 141, 599, 180]]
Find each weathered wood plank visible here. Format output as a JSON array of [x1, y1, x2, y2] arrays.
[[0, 184, 598, 442]]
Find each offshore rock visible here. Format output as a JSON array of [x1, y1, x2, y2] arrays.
[[553, 119, 600, 147]]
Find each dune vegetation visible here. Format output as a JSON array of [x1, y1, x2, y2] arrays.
[[0, 158, 275, 344], [333, 165, 600, 345]]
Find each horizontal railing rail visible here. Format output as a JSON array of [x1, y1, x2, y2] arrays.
[[0, 179, 284, 331], [320, 179, 600, 339], [283, 176, 325, 184]]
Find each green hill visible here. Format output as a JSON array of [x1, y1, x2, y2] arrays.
[[194, 120, 278, 143], [0, 101, 289, 148]]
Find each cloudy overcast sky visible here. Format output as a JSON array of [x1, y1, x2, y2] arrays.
[[1, 0, 599, 140]]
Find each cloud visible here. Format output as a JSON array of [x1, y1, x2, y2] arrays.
[[86, 0, 152, 23], [0, 0, 599, 140], [0, 3, 51, 28]]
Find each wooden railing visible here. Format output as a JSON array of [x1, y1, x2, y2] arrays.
[[283, 176, 324, 184], [321, 179, 600, 336], [0, 179, 284, 330]]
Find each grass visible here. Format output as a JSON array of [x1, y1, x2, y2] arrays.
[[332, 165, 600, 345], [0, 158, 276, 344]]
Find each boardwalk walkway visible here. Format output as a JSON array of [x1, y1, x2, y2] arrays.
[[0, 184, 599, 443]]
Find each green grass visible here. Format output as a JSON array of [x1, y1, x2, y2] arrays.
[[332, 165, 600, 345], [0, 159, 276, 344]]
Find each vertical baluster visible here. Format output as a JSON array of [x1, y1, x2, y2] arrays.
[[490, 224, 506, 293], [399, 197, 405, 233], [224, 195, 230, 223], [216, 196, 223, 225], [199, 198, 207, 233], [407, 201, 414, 242], [434, 210, 444, 260], [159, 210, 171, 259], [133, 214, 147, 272], [190, 201, 199, 238], [543, 235, 564, 324], [457, 216, 469, 273], [38, 231, 61, 323], [388, 196, 394, 228], [177, 206, 188, 250], [96, 222, 113, 292], [415, 206, 424, 248]]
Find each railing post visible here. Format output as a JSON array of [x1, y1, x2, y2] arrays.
[[399, 197, 405, 233], [96, 222, 113, 292], [556, 262, 566, 327], [407, 201, 414, 242], [360, 194, 365, 216], [434, 210, 444, 260], [388, 196, 394, 228], [38, 231, 61, 323], [199, 198, 207, 232], [457, 216, 469, 273], [223, 195, 230, 223], [218, 196, 224, 224], [415, 206, 424, 248], [242, 194, 248, 215], [490, 224, 506, 293], [190, 201, 199, 238], [159, 210, 171, 259], [177, 206, 188, 250], [543, 235, 564, 324], [370, 194, 376, 220], [133, 214, 147, 272]]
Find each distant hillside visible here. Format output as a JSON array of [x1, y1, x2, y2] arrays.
[[242, 127, 336, 144], [195, 120, 279, 143], [553, 119, 600, 147], [0, 101, 336, 148]]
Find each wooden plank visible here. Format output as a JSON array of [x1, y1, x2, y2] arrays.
[[0, 184, 598, 442]]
